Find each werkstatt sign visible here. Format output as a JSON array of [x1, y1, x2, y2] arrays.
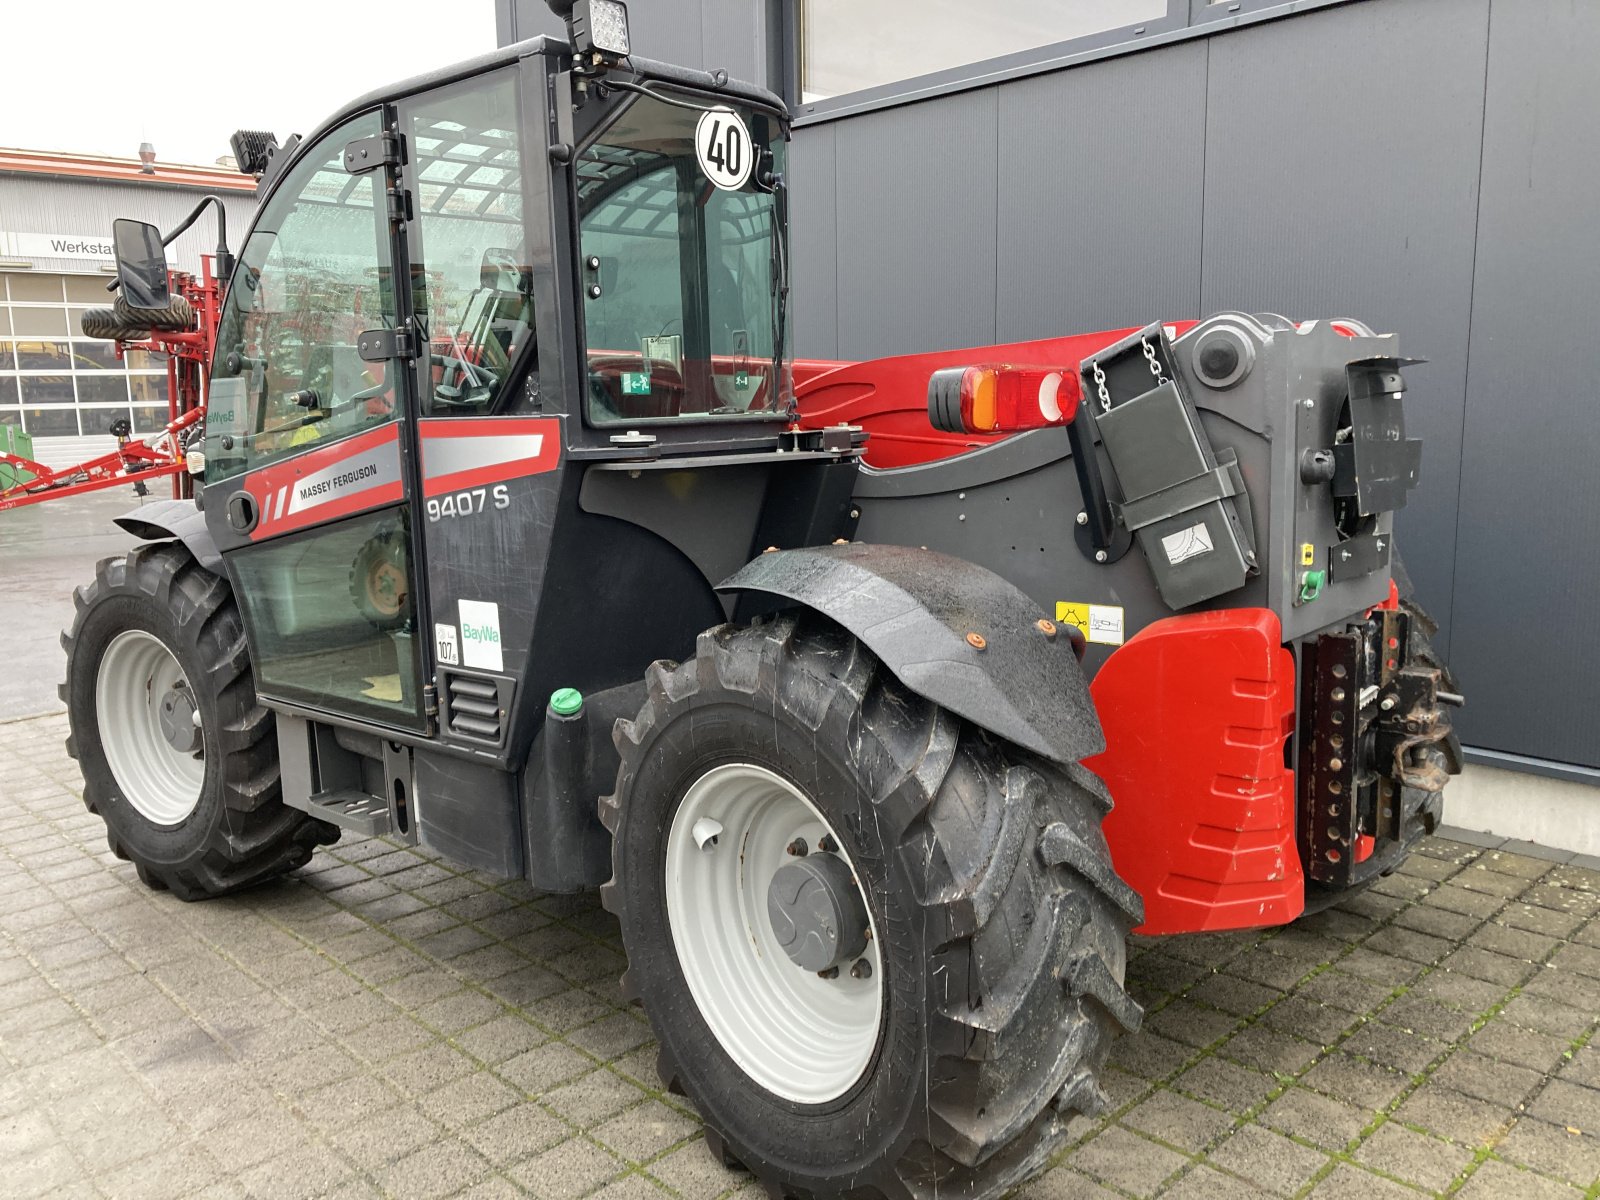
[[0, 231, 115, 261]]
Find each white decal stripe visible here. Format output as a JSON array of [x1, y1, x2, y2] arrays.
[[423, 433, 545, 480]]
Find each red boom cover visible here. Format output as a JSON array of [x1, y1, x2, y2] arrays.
[[1087, 609, 1303, 935]]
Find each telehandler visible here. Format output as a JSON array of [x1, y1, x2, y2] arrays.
[[62, 4, 1461, 1196]]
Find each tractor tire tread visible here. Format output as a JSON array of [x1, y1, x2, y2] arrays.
[[603, 612, 1138, 1200], [63, 541, 338, 901]]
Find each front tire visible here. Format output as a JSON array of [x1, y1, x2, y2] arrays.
[[62, 542, 338, 900], [602, 614, 1143, 1200]]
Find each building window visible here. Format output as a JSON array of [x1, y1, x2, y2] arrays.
[[799, 0, 1169, 103], [0, 271, 169, 440]]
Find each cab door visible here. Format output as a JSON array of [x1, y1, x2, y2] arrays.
[[202, 109, 427, 732]]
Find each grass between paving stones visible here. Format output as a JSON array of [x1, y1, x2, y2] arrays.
[[240, 846, 727, 1199], [0, 719, 737, 1200], [1050, 839, 1600, 1199]]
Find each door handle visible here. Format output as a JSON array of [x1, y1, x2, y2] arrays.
[[226, 490, 259, 534]]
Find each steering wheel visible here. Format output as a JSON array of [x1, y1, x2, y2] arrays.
[[432, 351, 496, 408]]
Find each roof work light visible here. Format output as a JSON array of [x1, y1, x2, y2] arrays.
[[927, 365, 1082, 435], [547, 0, 631, 61]]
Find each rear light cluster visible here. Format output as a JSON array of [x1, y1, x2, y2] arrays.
[[927, 365, 1082, 435]]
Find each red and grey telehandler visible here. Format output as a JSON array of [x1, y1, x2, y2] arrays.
[[61, 5, 1461, 1196]]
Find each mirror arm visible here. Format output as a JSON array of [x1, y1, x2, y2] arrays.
[[104, 195, 234, 293], [162, 195, 234, 281]]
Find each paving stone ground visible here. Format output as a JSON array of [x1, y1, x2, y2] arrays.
[[3, 710, 1599, 1199]]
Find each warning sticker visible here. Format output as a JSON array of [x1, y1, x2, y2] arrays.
[[458, 600, 504, 671], [1161, 521, 1214, 565], [434, 623, 460, 666], [1055, 601, 1125, 646]]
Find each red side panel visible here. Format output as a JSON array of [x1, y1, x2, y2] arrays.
[[794, 324, 1197, 469], [1087, 608, 1303, 935]]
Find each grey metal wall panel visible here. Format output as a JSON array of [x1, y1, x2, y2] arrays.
[[506, 0, 762, 84], [697, 0, 767, 85], [1200, 0, 1489, 662], [624, 1, 705, 72], [831, 88, 1000, 359], [1449, 0, 1600, 767], [994, 41, 1206, 341], [788, 124, 839, 360]]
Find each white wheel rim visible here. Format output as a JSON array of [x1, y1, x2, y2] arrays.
[[665, 762, 884, 1105], [95, 629, 205, 826]]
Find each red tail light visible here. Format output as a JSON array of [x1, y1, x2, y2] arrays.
[[927, 365, 1081, 434]]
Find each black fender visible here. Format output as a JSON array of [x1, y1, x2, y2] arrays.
[[719, 543, 1105, 764], [113, 498, 222, 573]]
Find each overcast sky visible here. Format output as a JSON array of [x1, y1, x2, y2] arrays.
[[0, 1, 497, 166]]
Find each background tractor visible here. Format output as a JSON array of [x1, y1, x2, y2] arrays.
[[60, 5, 1460, 1197]]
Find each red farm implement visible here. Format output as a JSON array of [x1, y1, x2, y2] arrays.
[[0, 254, 221, 512]]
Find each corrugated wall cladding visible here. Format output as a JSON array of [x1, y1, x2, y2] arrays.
[[501, 0, 766, 85], [1451, 1, 1600, 766], [0, 177, 257, 276], [497, 0, 1599, 773]]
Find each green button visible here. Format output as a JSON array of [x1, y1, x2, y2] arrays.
[[550, 687, 584, 716], [1299, 570, 1326, 603]]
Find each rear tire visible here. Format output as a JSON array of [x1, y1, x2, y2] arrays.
[[62, 542, 338, 900], [602, 613, 1142, 1200]]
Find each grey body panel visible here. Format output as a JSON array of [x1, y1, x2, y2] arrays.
[[114, 498, 222, 573], [852, 314, 1400, 676], [720, 543, 1104, 765]]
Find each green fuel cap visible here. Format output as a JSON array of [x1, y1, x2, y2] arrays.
[[550, 687, 584, 716]]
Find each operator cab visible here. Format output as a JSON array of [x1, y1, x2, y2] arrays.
[[141, 17, 834, 807]]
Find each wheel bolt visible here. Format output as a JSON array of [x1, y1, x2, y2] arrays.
[[818, 834, 837, 854], [850, 958, 872, 979], [817, 965, 839, 979], [787, 838, 808, 856]]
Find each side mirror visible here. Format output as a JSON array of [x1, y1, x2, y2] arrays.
[[112, 218, 171, 311]]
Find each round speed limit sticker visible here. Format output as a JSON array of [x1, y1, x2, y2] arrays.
[[695, 108, 753, 191]]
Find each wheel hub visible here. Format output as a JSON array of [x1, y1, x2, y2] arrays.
[[157, 684, 199, 754], [664, 762, 884, 1104], [767, 853, 869, 973], [95, 629, 205, 827]]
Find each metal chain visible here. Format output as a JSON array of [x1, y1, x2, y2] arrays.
[[1092, 361, 1111, 413], [1142, 337, 1170, 387]]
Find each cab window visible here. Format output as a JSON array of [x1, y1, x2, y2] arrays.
[[406, 70, 534, 416], [206, 112, 398, 483], [578, 93, 785, 422]]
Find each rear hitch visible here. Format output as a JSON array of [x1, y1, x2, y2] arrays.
[[1298, 606, 1461, 886]]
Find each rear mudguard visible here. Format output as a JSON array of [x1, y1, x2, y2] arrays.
[[719, 543, 1104, 765], [113, 498, 222, 572]]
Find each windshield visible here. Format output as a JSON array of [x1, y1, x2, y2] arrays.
[[578, 92, 787, 423]]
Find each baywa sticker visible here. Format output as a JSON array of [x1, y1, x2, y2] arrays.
[[458, 599, 503, 671], [696, 107, 753, 191]]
